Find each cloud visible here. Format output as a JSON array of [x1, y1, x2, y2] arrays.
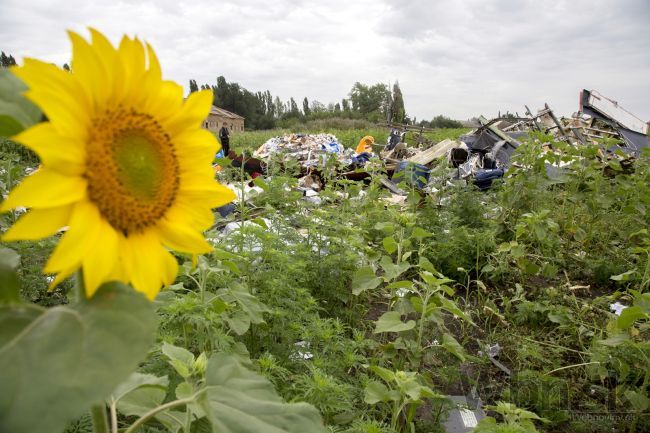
[[1, 0, 648, 122]]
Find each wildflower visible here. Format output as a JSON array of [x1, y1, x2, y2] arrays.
[[2, 29, 235, 299]]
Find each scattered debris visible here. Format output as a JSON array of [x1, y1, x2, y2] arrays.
[[253, 133, 352, 167], [478, 343, 511, 376], [291, 340, 314, 360], [222, 88, 648, 200], [442, 393, 487, 433], [609, 302, 627, 316]]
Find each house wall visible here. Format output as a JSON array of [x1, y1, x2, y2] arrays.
[[203, 113, 245, 133]]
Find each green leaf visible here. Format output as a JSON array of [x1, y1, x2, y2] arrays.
[[163, 342, 195, 365], [352, 266, 382, 296], [374, 222, 395, 234], [624, 390, 650, 412], [420, 271, 454, 287], [218, 283, 270, 324], [380, 256, 411, 281], [441, 333, 466, 361], [368, 365, 396, 383], [117, 385, 166, 416], [203, 352, 326, 433], [252, 176, 269, 191], [225, 310, 252, 335], [386, 280, 413, 290], [598, 332, 629, 347], [110, 372, 169, 403], [382, 236, 398, 254], [364, 380, 399, 404], [374, 311, 416, 333], [116, 380, 185, 433], [610, 270, 635, 282], [162, 342, 195, 377], [411, 227, 432, 239], [435, 294, 473, 324], [418, 257, 436, 273], [0, 246, 21, 304], [616, 306, 647, 329], [0, 282, 156, 433], [516, 257, 540, 275], [0, 69, 41, 137]]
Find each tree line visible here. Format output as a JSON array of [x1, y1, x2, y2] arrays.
[[189, 77, 409, 130]]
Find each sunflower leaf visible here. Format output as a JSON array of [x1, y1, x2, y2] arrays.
[[0, 70, 41, 137], [202, 352, 326, 433], [0, 282, 156, 433]]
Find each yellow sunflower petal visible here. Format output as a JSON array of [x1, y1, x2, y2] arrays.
[[47, 265, 77, 291], [0, 169, 86, 212], [117, 36, 147, 106], [13, 59, 90, 114], [142, 80, 183, 122], [121, 232, 168, 300], [160, 249, 179, 287], [165, 198, 215, 230], [145, 42, 161, 81], [13, 123, 85, 175], [82, 219, 120, 297], [3, 205, 72, 241], [44, 201, 101, 274], [69, 30, 110, 108], [156, 220, 213, 254], [163, 90, 213, 136], [175, 127, 220, 159], [179, 176, 236, 208], [88, 28, 125, 107]]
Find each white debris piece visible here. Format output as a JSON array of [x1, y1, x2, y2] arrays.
[[610, 302, 627, 316], [253, 133, 353, 167]]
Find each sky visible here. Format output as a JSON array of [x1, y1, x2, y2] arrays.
[[1, 0, 649, 123]]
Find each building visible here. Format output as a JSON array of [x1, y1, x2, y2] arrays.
[[203, 106, 245, 134]]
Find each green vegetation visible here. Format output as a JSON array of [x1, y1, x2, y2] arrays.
[[1, 128, 649, 433]]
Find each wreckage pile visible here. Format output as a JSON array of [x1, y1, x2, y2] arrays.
[[230, 89, 648, 197], [253, 133, 354, 167]]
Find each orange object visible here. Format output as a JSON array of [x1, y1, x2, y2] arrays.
[[356, 135, 375, 154]]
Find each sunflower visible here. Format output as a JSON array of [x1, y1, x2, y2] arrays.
[[1, 29, 235, 300]]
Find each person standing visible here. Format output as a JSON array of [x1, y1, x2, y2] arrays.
[[218, 124, 230, 156]]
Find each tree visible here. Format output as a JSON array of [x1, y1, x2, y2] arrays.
[[392, 81, 405, 124], [189, 79, 199, 93], [348, 82, 390, 118], [384, 84, 393, 123], [430, 115, 463, 128], [302, 97, 311, 116], [288, 97, 300, 117], [334, 103, 341, 114], [274, 96, 285, 118], [310, 100, 326, 113], [1, 52, 18, 68], [342, 98, 350, 112]]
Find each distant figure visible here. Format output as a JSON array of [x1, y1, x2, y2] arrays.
[[219, 124, 230, 156]]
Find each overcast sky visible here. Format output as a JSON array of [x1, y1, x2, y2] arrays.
[[2, 0, 649, 122]]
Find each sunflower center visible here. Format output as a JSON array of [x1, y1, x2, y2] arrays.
[[85, 109, 179, 235]]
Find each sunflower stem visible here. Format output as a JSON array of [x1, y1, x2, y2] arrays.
[[74, 269, 86, 302], [91, 404, 110, 433]]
